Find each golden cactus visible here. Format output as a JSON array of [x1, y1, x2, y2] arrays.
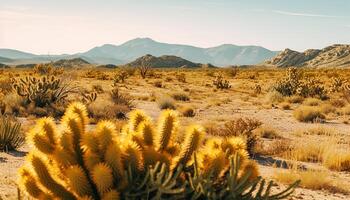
[[18, 103, 297, 199]]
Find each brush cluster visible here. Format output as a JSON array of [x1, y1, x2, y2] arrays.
[[18, 102, 298, 199]]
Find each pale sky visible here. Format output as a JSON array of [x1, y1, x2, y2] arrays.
[[1, 0, 350, 54]]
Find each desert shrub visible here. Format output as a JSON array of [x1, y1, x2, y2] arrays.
[[265, 91, 284, 104], [253, 84, 262, 94], [181, 106, 195, 117], [172, 92, 190, 101], [330, 77, 346, 92], [213, 73, 231, 89], [330, 98, 346, 108], [222, 118, 262, 155], [273, 68, 301, 96], [88, 101, 129, 120], [323, 148, 350, 171], [319, 103, 336, 114], [293, 106, 325, 122], [33, 63, 64, 76], [0, 117, 24, 151], [257, 127, 280, 139], [256, 139, 292, 156], [274, 168, 338, 192], [84, 70, 109, 80], [92, 84, 104, 93], [285, 95, 304, 104], [176, 73, 186, 83], [303, 98, 322, 106], [299, 78, 328, 100], [153, 80, 163, 88], [110, 87, 134, 110], [273, 68, 328, 99], [226, 67, 239, 77], [18, 103, 298, 199], [0, 78, 14, 94], [157, 96, 176, 110], [279, 102, 291, 110], [113, 69, 129, 84], [13, 75, 76, 107]]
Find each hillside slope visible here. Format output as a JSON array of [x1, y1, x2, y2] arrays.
[[265, 44, 350, 68]]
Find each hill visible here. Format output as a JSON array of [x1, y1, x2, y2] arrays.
[[124, 54, 202, 68], [264, 44, 350, 68], [51, 58, 90, 68]]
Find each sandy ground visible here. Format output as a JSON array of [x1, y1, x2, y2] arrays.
[[1, 70, 350, 199]]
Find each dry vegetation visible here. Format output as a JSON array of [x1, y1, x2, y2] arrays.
[[1, 65, 350, 199]]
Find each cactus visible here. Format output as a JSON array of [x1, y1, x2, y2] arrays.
[[13, 75, 76, 107], [19, 102, 298, 199], [213, 73, 231, 89]]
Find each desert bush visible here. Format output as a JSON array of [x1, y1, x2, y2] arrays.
[[303, 98, 322, 106], [319, 103, 336, 114], [330, 77, 346, 92], [222, 118, 262, 155], [172, 92, 190, 101], [274, 168, 337, 192], [88, 100, 130, 120], [13, 76, 76, 107], [18, 103, 298, 199], [110, 87, 134, 110], [285, 95, 304, 104], [273, 68, 301, 96], [153, 80, 163, 88], [273, 68, 327, 99], [253, 84, 262, 94], [85, 70, 109, 80], [226, 67, 239, 77], [257, 127, 280, 139], [181, 106, 195, 117], [299, 78, 328, 100], [92, 84, 104, 93], [265, 91, 284, 104], [139, 62, 151, 79], [157, 96, 176, 110], [113, 69, 129, 84], [323, 148, 350, 171], [0, 117, 24, 151], [213, 74, 231, 89], [33, 63, 64, 76], [293, 106, 325, 122], [176, 73, 186, 83], [279, 102, 291, 110], [256, 139, 293, 156], [0, 78, 14, 94]]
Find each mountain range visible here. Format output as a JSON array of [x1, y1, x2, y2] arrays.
[[0, 38, 278, 66]]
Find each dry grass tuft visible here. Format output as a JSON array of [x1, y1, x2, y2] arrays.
[[293, 106, 325, 122]]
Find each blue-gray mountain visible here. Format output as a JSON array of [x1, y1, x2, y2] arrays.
[[0, 38, 278, 66]]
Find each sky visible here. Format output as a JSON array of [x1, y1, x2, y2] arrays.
[[1, 0, 350, 54]]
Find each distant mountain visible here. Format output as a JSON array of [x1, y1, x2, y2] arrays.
[[81, 38, 278, 66], [0, 38, 278, 66], [124, 54, 202, 68], [0, 56, 13, 63], [0, 49, 36, 59], [264, 44, 350, 68]]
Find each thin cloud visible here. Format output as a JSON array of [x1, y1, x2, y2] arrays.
[[272, 10, 342, 18]]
